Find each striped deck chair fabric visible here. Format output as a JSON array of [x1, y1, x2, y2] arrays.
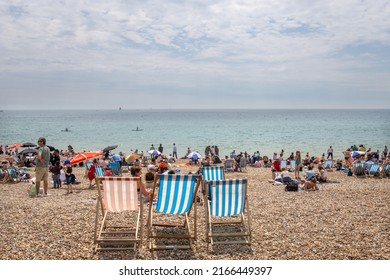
[[289, 161, 296, 171], [154, 174, 197, 215], [383, 164, 390, 177], [205, 178, 251, 248], [208, 179, 246, 217], [367, 163, 380, 176], [148, 174, 200, 251], [202, 166, 225, 181], [94, 177, 143, 253], [95, 166, 105, 177]]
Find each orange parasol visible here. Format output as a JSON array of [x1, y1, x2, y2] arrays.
[[69, 151, 103, 165], [6, 143, 23, 150]]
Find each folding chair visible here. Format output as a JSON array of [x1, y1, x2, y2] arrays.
[[239, 157, 248, 172], [224, 159, 235, 172], [383, 163, 390, 177], [147, 174, 200, 251], [92, 166, 105, 188], [201, 166, 225, 181], [204, 179, 251, 250], [280, 160, 287, 170], [4, 167, 21, 183], [367, 163, 380, 177], [289, 161, 296, 172], [94, 177, 143, 253], [353, 162, 365, 176], [85, 161, 93, 177]]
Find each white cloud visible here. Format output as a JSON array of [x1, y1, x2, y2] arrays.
[[0, 0, 389, 109]]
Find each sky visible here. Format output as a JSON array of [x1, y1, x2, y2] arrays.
[[0, 0, 389, 110]]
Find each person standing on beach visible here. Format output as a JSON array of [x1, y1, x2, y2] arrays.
[[327, 146, 333, 161], [64, 159, 73, 194], [158, 144, 163, 154], [294, 151, 302, 179], [35, 137, 51, 196], [172, 143, 178, 159]]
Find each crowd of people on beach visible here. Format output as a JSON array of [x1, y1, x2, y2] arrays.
[[1, 139, 389, 196]]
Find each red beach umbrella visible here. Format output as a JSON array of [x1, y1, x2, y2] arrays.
[[69, 151, 103, 165], [6, 143, 22, 150]]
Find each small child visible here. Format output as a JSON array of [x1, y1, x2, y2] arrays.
[[64, 159, 73, 194], [50, 161, 62, 189]]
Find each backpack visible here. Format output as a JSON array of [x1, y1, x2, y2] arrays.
[[285, 180, 299, 191]]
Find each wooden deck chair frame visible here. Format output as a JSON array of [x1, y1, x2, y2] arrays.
[[147, 173, 201, 251], [94, 177, 143, 253], [383, 163, 390, 177], [204, 179, 251, 250]]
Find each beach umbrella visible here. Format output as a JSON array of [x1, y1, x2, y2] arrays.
[[351, 151, 365, 159], [103, 145, 118, 153], [33, 145, 55, 152], [187, 151, 202, 159], [148, 150, 161, 156], [22, 142, 36, 147], [125, 152, 140, 161], [6, 143, 22, 150], [20, 148, 38, 155], [69, 151, 103, 165]]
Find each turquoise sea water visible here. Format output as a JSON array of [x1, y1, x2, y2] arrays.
[[1, 109, 389, 159]]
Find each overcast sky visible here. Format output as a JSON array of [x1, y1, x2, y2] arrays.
[[1, 0, 389, 110]]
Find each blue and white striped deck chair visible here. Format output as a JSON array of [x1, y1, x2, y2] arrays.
[[323, 160, 333, 170], [147, 174, 201, 251], [202, 166, 225, 181], [92, 166, 106, 188], [289, 161, 296, 172], [367, 163, 380, 177], [353, 163, 365, 176], [204, 179, 251, 249], [280, 160, 287, 170], [383, 164, 390, 177], [4, 167, 21, 183]]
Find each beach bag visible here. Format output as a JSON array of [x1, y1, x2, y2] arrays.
[[29, 183, 37, 197], [285, 181, 299, 192]]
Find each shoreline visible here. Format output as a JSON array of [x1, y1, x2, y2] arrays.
[[0, 157, 389, 260]]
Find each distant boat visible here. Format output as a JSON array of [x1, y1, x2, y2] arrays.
[[132, 126, 143, 131], [61, 128, 71, 132], [119, 107, 122, 110]]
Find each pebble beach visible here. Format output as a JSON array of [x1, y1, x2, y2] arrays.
[[0, 157, 389, 260]]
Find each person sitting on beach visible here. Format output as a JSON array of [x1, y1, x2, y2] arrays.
[[302, 177, 319, 191], [158, 160, 168, 173], [130, 167, 155, 202], [317, 169, 327, 182]]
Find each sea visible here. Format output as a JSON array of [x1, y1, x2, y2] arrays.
[[1, 109, 389, 159]]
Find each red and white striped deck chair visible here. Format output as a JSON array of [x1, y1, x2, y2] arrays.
[[94, 177, 143, 253]]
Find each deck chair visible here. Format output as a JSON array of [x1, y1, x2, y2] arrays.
[[323, 160, 333, 169], [109, 162, 121, 176], [383, 163, 390, 177], [280, 160, 287, 170], [367, 163, 380, 177], [4, 167, 21, 183], [147, 174, 200, 251], [353, 163, 365, 176], [90, 166, 105, 188], [239, 157, 248, 172], [201, 166, 225, 181], [289, 161, 296, 172], [85, 161, 93, 177], [224, 159, 235, 172], [94, 177, 143, 253], [204, 179, 251, 249]]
